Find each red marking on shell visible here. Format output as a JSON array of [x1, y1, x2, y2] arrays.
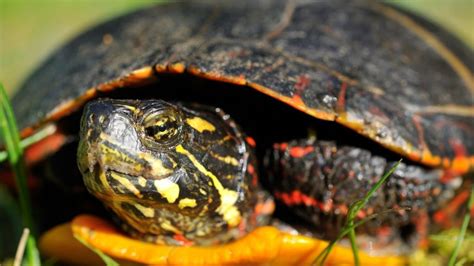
[[245, 137, 256, 147], [412, 115, 428, 151], [294, 74, 311, 94], [336, 82, 347, 113], [449, 138, 467, 157], [289, 146, 315, 158], [449, 138, 470, 173]]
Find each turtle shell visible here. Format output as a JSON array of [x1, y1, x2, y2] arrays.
[[13, 0, 474, 173]]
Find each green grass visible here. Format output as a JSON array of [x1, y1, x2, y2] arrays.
[[448, 185, 474, 266], [313, 160, 401, 265], [75, 237, 119, 266], [0, 82, 40, 265]]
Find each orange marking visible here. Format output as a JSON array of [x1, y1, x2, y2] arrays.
[[412, 115, 428, 152], [451, 157, 470, 174], [449, 138, 471, 173], [411, 115, 445, 167], [188, 66, 247, 85], [291, 94, 305, 106], [415, 212, 429, 249], [376, 226, 392, 238], [421, 150, 441, 168], [97, 67, 156, 92], [238, 218, 247, 234], [25, 132, 67, 165], [442, 158, 451, 168], [278, 142, 288, 150], [302, 193, 317, 207], [245, 136, 256, 147], [433, 190, 469, 228], [275, 190, 364, 216], [289, 146, 315, 158], [254, 200, 275, 216], [406, 151, 421, 162], [294, 74, 311, 94], [173, 234, 193, 246], [48, 100, 81, 122], [450, 138, 467, 157], [169, 63, 186, 73], [130, 67, 154, 79], [247, 164, 255, 175], [20, 127, 34, 139], [247, 164, 259, 186], [248, 81, 337, 121], [356, 211, 367, 219]]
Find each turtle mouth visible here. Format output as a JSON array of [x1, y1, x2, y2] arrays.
[[82, 166, 161, 204]]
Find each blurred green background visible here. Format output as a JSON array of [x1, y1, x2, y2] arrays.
[[0, 0, 473, 96]]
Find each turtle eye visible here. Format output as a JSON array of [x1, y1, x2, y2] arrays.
[[143, 113, 180, 142]]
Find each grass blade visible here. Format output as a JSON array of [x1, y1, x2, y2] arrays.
[[0, 125, 56, 163], [0, 83, 40, 265], [347, 214, 360, 266], [14, 228, 30, 266], [313, 160, 401, 265], [75, 237, 119, 266], [447, 185, 474, 266]]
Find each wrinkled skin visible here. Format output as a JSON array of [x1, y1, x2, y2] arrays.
[[77, 98, 270, 245]]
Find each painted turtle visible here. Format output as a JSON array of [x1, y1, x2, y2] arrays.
[[7, 0, 474, 264]]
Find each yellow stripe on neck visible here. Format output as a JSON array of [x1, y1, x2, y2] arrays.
[[176, 144, 241, 226]]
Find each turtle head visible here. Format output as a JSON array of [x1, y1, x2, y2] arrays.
[[77, 98, 266, 245]]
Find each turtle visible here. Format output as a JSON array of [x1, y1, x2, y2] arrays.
[[5, 0, 474, 264]]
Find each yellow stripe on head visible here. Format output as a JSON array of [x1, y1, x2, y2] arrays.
[[186, 117, 216, 133]]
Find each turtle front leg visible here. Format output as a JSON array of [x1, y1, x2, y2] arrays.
[[264, 138, 461, 255]]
